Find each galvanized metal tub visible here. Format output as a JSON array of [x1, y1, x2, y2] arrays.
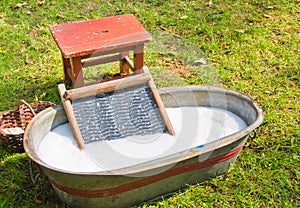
[[24, 86, 263, 208]]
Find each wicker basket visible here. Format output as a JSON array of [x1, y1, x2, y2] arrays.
[[0, 100, 55, 152]]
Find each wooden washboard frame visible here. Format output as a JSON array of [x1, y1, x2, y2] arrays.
[[58, 67, 175, 149]]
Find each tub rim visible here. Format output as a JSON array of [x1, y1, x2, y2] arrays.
[[23, 86, 263, 175]]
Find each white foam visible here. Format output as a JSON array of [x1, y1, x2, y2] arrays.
[[37, 107, 247, 172]]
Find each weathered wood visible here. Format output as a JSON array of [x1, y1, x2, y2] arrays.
[[49, 14, 151, 58], [71, 57, 84, 88], [134, 44, 144, 72], [120, 51, 130, 75], [82, 45, 136, 59], [58, 84, 85, 149], [62, 56, 73, 86], [143, 67, 175, 136], [123, 56, 134, 70], [82, 54, 123, 68], [50, 14, 152, 87], [65, 73, 151, 100]]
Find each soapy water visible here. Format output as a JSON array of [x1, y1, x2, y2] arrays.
[[37, 107, 247, 173]]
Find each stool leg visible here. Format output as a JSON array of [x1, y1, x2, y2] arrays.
[[120, 51, 130, 75], [134, 44, 144, 73], [62, 56, 73, 87], [71, 57, 84, 88]]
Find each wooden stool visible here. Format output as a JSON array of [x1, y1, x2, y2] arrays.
[[50, 14, 152, 88]]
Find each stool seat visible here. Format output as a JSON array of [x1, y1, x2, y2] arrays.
[[50, 14, 152, 87]]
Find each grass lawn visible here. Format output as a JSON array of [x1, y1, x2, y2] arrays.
[[0, 0, 299, 207]]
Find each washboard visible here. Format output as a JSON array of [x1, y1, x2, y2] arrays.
[[58, 67, 175, 149]]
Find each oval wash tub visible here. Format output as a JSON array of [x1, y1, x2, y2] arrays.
[[24, 86, 263, 208]]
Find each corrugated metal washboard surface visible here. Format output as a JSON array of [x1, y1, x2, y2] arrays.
[[72, 83, 165, 144], [58, 69, 175, 149]]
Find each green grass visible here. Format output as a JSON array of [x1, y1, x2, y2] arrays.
[[0, 0, 299, 207]]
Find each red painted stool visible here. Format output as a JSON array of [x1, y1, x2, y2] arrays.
[[50, 14, 152, 88]]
